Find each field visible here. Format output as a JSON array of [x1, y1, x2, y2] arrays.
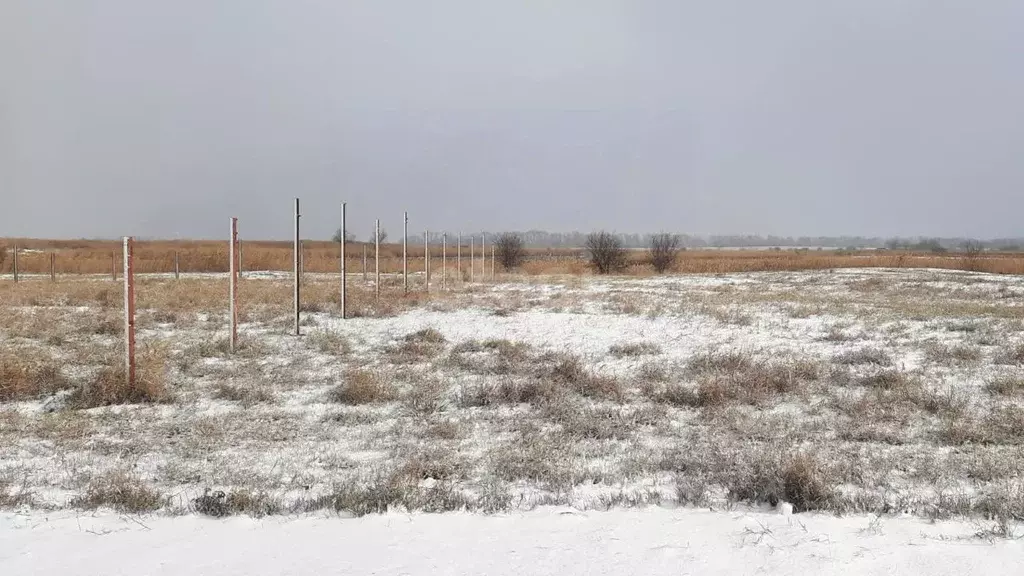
[[3, 257, 1024, 573]]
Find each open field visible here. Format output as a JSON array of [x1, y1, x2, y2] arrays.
[[2, 264, 1024, 532], [2, 238, 1023, 276]]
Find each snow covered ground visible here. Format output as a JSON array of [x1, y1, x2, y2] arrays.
[[2, 267, 1024, 573], [3, 506, 1021, 576]]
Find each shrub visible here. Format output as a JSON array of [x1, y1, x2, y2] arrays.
[[494, 233, 526, 271], [586, 231, 627, 274], [649, 232, 681, 274], [71, 346, 172, 408], [0, 354, 71, 401]]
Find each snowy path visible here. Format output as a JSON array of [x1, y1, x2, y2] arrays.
[[2, 507, 1019, 575]]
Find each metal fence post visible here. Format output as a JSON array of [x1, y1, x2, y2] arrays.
[[403, 211, 408, 294], [341, 202, 347, 319], [123, 237, 136, 388], [424, 230, 430, 292], [375, 219, 380, 300], [294, 198, 301, 336], [491, 244, 495, 281], [50, 251, 55, 282], [457, 232, 462, 284], [12, 244, 18, 282], [362, 245, 367, 282], [112, 250, 117, 281], [174, 251, 180, 280], [229, 217, 239, 353], [442, 232, 447, 291]]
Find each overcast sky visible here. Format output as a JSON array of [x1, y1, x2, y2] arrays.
[[2, 1, 1022, 240]]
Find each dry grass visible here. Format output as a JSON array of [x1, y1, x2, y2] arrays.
[[680, 353, 821, 407], [550, 355, 624, 402], [330, 369, 394, 405], [987, 377, 1024, 396], [71, 470, 163, 513], [0, 352, 71, 402], [4, 238, 1024, 277], [70, 346, 172, 408], [942, 405, 1024, 445], [925, 343, 983, 366], [995, 343, 1024, 366], [726, 451, 838, 512], [833, 348, 894, 367], [608, 342, 663, 358], [213, 382, 276, 407]]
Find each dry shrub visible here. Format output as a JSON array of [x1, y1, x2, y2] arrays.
[[543, 401, 666, 441], [71, 470, 163, 513], [942, 405, 1024, 445], [0, 476, 33, 509], [213, 382, 275, 407], [401, 376, 448, 414], [691, 359, 820, 407], [586, 231, 628, 274], [447, 339, 532, 375], [71, 346, 172, 408], [387, 328, 447, 364], [833, 348, 893, 366], [0, 353, 71, 401], [192, 489, 281, 518], [987, 377, 1024, 396], [687, 351, 753, 375], [459, 377, 556, 407], [609, 342, 662, 359], [726, 451, 837, 512], [551, 355, 623, 401], [330, 369, 394, 405], [925, 343, 982, 366], [995, 343, 1024, 366], [308, 329, 351, 356]]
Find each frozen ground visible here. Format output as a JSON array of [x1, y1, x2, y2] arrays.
[[2, 267, 1024, 571]]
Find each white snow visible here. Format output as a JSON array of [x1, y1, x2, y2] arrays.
[[2, 507, 1019, 576]]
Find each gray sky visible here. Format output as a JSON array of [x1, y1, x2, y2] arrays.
[[2, 1, 1022, 241]]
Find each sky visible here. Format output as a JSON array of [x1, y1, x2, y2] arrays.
[[1, 1, 1022, 241]]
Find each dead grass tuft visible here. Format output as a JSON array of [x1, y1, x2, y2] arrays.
[[833, 348, 893, 366], [330, 369, 394, 405], [71, 346, 172, 408], [213, 382, 276, 407], [726, 451, 838, 512], [609, 342, 662, 359], [551, 355, 623, 402], [987, 377, 1024, 397], [71, 470, 163, 513], [995, 343, 1024, 366], [0, 353, 72, 402], [925, 343, 983, 366], [308, 329, 352, 356], [941, 405, 1024, 446], [687, 358, 821, 407], [192, 489, 281, 518]]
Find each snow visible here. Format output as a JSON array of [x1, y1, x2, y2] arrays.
[[2, 507, 1020, 575]]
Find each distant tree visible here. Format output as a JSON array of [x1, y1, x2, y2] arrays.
[[495, 233, 526, 271], [586, 231, 628, 274], [961, 240, 984, 271], [648, 232, 681, 274], [367, 228, 388, 244], [331, 228, 355, 243]]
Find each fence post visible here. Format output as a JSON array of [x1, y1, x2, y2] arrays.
[[491, 244, 495, 281], [362, 245, 367, 282], [294, 198, 301, 336], [481, 233, 486, 284], [238, 240, 243, 279], [341, 202, 347, 319], [174, 251, 179, 280], [123, 237, 136, 388], [112, 250, 117, 281], [403, 211, 409, 294], [442, 233, 447, 291], [375, 219, 380, 300], [424, 230, 430, 292], [457, 232, 462, 285], [229, 217, 238, 353], [50, 251, 55, 282], [12, 244, 17, 282]]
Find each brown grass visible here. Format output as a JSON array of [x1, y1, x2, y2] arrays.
[[0, 352, 71, 401], [71, 470, 163, 513], [3, 238, 1023, 276], [330, 369, 394, 405], [70, 346, 172, 408]]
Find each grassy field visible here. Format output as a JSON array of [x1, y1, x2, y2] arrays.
[[1, 263, 1023, 530], [2, 238, 1023, 276]]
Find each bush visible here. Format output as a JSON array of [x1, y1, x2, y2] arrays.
[[494, 233, 526, 271], [649, 232, 681, 273], [586, 231, 627, 274]]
